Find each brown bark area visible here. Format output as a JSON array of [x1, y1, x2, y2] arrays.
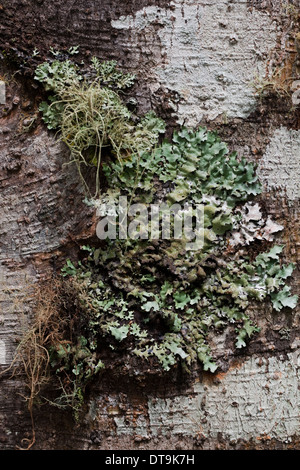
[[0, 0, 299, 450]]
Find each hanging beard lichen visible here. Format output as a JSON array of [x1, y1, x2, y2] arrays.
[[15, 53, 297, 419]]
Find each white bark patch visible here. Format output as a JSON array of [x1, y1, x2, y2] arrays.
[[112, 0, 277, 125], [0, 340, 6, 365], [147, 352, 300, 442], [258, 127, 300, 202]]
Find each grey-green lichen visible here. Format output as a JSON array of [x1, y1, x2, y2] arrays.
[[34, 56, 165, 197], [31, 56, 297, 415]]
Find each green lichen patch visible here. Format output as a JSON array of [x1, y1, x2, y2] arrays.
[[103, 127, 262, 206], [22, 57, 298, 418], [34, 57, 165, 197]]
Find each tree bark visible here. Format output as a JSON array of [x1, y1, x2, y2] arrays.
[[0, 0, 299, 450]]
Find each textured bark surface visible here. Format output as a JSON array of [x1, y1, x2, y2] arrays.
[[0, 0, 299, 450]]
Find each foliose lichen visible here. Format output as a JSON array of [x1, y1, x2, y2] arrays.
[[30, 55, 298, 415]]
